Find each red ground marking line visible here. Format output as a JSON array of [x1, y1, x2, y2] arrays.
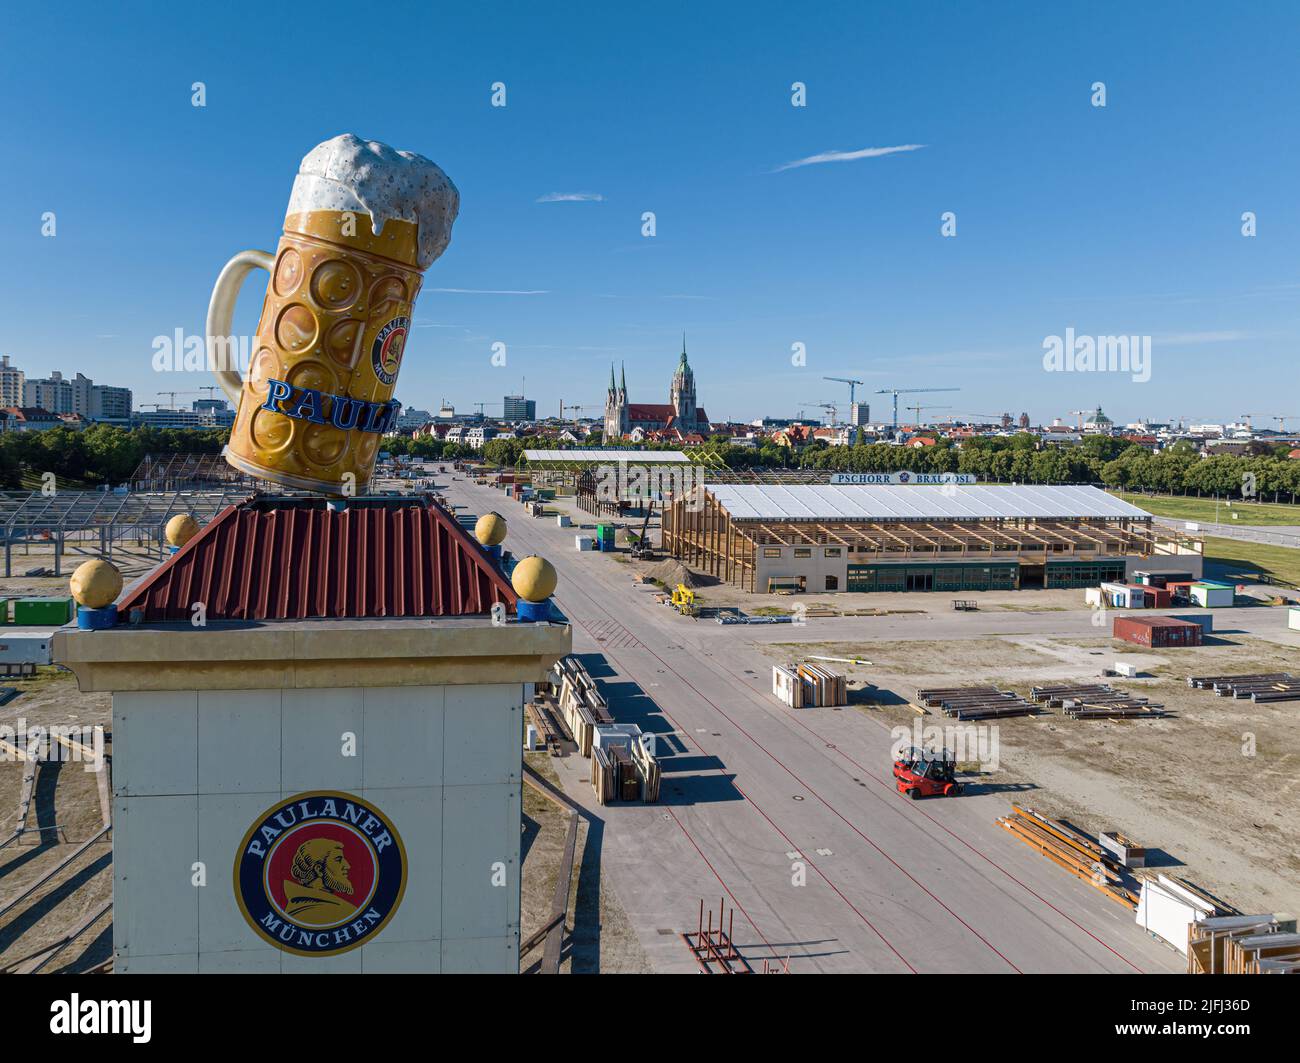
[[466, 486, 913, 971], [633, 637, 1021, 973], [708, 655, 1150, 974]]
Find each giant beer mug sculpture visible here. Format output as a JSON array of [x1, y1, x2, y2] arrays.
[[206, 134, 459, 493]]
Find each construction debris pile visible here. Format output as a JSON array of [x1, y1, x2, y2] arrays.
[[1029, 683, 1166, 719], [916, 686, 1036, 720], [996, 805, 1139, 908], [1188, 672, 1300, 703], [771, 662, 847, 708]]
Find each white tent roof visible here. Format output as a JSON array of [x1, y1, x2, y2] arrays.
[[523, 449, 692, 463], [706, 484, 1151, 522]]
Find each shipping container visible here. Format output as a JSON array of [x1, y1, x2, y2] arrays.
[[1113, 615, 1203, 648], [1190, 582, 1234, 608], [1169, 613, 1213, 634], [11, 597, 73, 626], [0, 632, 54, 665]]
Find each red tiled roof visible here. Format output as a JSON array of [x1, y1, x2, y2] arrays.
[[118, 495, 518, 622]]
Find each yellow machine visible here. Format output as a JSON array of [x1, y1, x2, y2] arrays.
[[670, 584, 698, 616]]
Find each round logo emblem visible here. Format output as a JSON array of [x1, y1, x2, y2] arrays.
[[370, 316, 409, 386], [234, 791, 407, 957], [897, 471, 911, 483]]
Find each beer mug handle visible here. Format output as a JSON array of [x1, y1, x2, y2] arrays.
[[206, 249, 276, 407]]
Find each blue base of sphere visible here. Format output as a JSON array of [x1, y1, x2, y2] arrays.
[[77, 604, 119, 630], [485, 544, 503, 564], [515, 598, 552, 623]]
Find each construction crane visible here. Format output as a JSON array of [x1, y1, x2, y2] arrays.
[[824, 376, 865, 408], [905, 403, 951, 426], [156, 390, 181, 410], [803, 401, 837, 426], [1273, 415, 1300, 431], [560, 402, 597, 422], [876, 387, 960, 430], [1069, 409, 1092, 430]]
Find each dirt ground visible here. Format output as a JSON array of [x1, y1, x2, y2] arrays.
[[0, 670, 112, 973], [521, 753, 651, 974], [761, 634, 1300, 917]]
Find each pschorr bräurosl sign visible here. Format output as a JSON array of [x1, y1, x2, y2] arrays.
[[830, 472, 976, 485]]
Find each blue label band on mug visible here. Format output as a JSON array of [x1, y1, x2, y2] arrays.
[[260, 379, 399, 435]]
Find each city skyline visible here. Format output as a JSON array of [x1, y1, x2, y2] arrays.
[[3, 3, 1298, 426]]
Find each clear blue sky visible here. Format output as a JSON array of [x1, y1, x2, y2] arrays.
[[2, 1, 1298, 426]]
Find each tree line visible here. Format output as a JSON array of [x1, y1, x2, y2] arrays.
[[3, 426, 1294, 503]]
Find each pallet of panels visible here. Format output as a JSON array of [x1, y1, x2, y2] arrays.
[[1188, 915, 1287, 974], [591, 745, 615, 805], [796, 663, 847, 707], [633, 738, 661, 803], [1223, 932, 1300, 974]]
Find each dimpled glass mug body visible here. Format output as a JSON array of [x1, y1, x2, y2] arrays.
[[206, 134, 458, 494]]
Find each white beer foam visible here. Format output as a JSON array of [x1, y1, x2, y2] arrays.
[[287, 133, 459, 269]]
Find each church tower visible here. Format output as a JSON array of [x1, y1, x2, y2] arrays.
[[604, 363, 628, 440], [670, 335, 696, 427]]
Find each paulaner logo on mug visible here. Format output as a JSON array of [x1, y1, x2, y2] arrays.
[[206, 134, 459, 494]]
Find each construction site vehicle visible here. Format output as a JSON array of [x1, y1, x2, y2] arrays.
[[629, 503, 656, 560], [893, 748, 962, 799], [670, 584, 698, 616]]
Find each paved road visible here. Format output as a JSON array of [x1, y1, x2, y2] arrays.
[[1157, 515, 1300, 550], [447, 478, 1197, 974]]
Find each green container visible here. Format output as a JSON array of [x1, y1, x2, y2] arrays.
[[12, 597, 73, 626], [0, 599, 8, 623], [595, 524, 616, 544]]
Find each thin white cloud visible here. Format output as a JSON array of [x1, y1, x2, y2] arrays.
[[771, 144, 926, 173], [427, 288, 549, 295], [1154, 330, 1256, 345], [536, 192, 605, 203]]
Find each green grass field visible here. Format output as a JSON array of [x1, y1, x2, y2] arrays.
[[1113, 491, 1300, 526], [1204, 536, 1300, 589]]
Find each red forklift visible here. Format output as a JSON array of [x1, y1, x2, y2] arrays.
[[893, 747, 963, 799]]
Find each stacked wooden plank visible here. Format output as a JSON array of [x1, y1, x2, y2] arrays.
[[1029, 683, 1165, 719], [553, 656, 613, 756], [1187, 915, 1299, 974], [591, 741, 660, 806], [916, 686, 1035, 721], [995, 806, 1139, 908], [1188, 671, 1300, 703]]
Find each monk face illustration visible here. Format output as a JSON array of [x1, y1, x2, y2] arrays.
[[283, 838, 358, 925], [382, 331, 406, 375]]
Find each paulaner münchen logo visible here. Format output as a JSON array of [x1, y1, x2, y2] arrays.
[[234, 791, 407, 957]]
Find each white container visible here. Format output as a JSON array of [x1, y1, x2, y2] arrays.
[[1289, 607, 1300, 631], [0, 632, 54, 665], [575, 535, 593, 551], [556, 514, 571, 528], [1114, 661, 1138, 678]]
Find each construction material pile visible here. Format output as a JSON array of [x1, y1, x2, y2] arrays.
[[916, 686, 1036, 720], [1188, 672, 1300, 703], [1188, 914, 1300, 974], [996, 806, 1139, 908], [772, 663, 847, 708], [1029, 683, 1165, 719], [552, 656, 613, 757]]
